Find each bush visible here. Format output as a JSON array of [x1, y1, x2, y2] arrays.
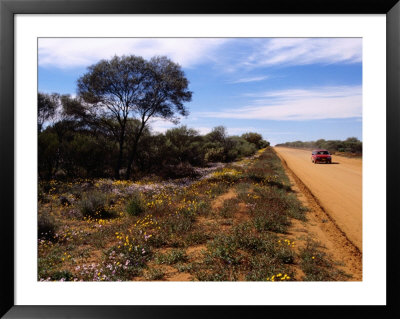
[[232, 223, 275, 252], [160, 162, 199, 179], [276, 137, 362, 154], [206, 235, 241, 265], [38, 212, 58, 241], [276, 244, 295, 264], [245, 254, 294, 281], [154, 249, 187, 265], [59, 196, 71, 207], [38, 184, 48, 203], [298, 238, 349, 281], [150, 212, 195, 248], [78, 191, 115, 219], [126, 193, 145, 216], [205, 147, 225, 162], [48, 270, 74, 281], [163, 212, 194, 234], [145, 268, 165, 280], [229, 136, 257, 159], [253, 211, 290, 234]]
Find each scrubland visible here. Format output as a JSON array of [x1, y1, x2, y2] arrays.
[[38, 147, 350, 281]]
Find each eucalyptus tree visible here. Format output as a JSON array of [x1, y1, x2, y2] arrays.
[[77, 55, 148, 179], [38, 92, 58, 133], [125, 56, 192, 179], [77, 55, 192, 179]]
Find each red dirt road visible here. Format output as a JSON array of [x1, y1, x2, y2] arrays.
[[274, 147, 362, 252]]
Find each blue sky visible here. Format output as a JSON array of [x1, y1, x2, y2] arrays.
[[38, 38, 362, 145]]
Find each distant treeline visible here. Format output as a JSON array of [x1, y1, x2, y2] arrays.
[[275, 137, 362, 154], [39, 117, 269, 180]]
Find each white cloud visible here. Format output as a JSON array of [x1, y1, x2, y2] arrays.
[[192, 127, 212, 135], [226, 127, 257, 135], [198, 85, 362, 121], [244, 38, 362, 68], [229, 76, 269, 84], [147, 118, 212, 135], [146, 118, 176, 133], [38, 38, 228, 69]]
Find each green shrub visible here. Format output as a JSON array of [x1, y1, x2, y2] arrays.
[[183, 231, 209, 246], [232, 223, 275, 252], [285, 196, 308, 221], [206, 235, 241, 265], [163, 212, 194, 233], [219, 198, 240, 218], [49, 270, 74, 281], [276, 245, 295, 264], [145, 268, 165, 280], [298, 239, 348, 281], [38, 211, 58, 240], [59, 196, 71, 207], [126, 193, 145, 216], [253, 212, 290, 234], [205, 147, 225, 162], [38, 184, 48, 203], [196, 200, 211, 216], [154, 249, 187, 265], [245, 254, 294, 281], [78, 191, 115, 219], [176, 263, 193, 273], [194, 269, 235, 281], [160, 162, 199, 179]]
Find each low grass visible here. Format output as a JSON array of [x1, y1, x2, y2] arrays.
[[299, 238, 351, 281], [145, 268, 165, 281], [154, 249, 188, 265], [219, 198, 240, 219]]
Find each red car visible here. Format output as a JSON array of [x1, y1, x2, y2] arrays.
[[311, 149, 332, 164]]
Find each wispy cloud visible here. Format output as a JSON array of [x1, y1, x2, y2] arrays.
[[147, 117, 211, 135], [229, 76, 269, 84], [243, 38, 362, 68], [198, 85, 362, 121], [38, 38, 228, 69], [38, 38, 361, 71]]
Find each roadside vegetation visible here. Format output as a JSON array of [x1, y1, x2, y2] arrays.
[[39, 119, 269, 181], [38, 147, 350, 281], [276, 138, 362, 155]]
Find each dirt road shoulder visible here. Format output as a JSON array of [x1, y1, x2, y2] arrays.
[[275, 149, 362, 280]]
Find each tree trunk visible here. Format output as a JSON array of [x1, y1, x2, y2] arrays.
[[115, 142, 123, 179], [125, 123, 145, 180], [115, 129, 125, 179], [125, 137, 138, 180]]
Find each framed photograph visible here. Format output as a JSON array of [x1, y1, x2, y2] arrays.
[[1, 0, 399, 318]]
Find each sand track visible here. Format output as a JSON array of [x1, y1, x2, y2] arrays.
[[274, 147, 362, 255]]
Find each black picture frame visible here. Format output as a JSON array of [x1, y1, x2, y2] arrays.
[[1, 0, 399, 318]]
